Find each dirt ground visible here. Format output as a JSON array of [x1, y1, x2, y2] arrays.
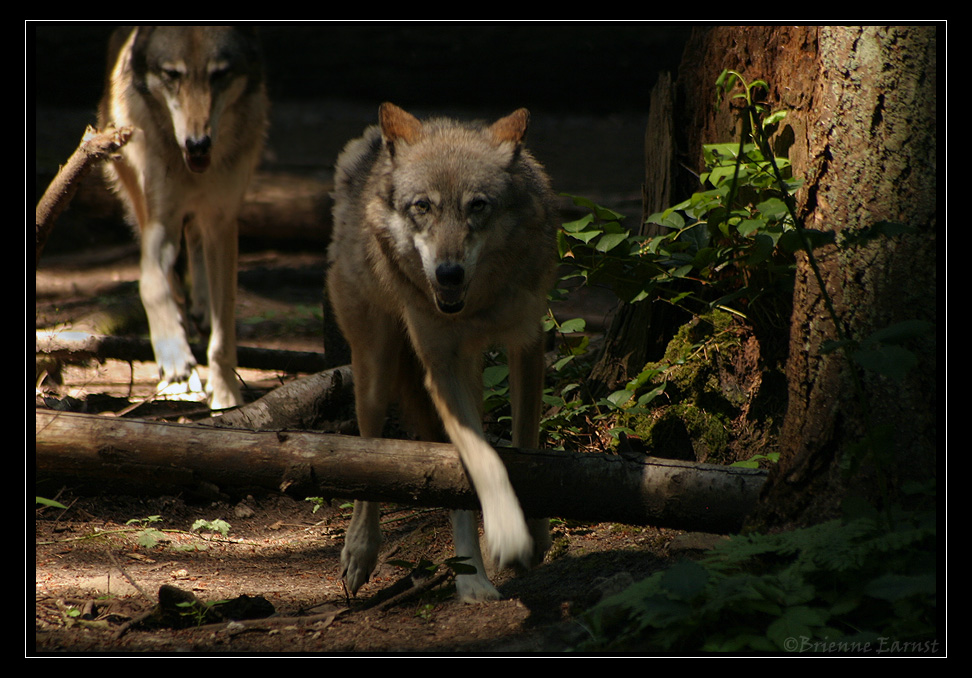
[[34, 485, 689, 654], [32, 91, 718, 654], [35, 230, 715, 655]]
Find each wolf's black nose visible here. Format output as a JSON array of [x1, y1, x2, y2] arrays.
[[186, 136, 212, 159], [435, 262, 464, 288]]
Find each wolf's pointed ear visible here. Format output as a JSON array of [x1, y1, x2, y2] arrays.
[[379, 103, 422, 156], [490, 108, 530, 145]]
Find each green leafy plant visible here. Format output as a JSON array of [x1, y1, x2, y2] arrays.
[[126, 515, 166, 548], [731, 451, 780, 469], [305, 496, 328, 514], [558, 70, 937, 654], [36, 496, 68, 509], [175, 598, 229, 627], [190, 518, 231, 538], [576, 491, 936, 653], [559, 82, 805, 332]]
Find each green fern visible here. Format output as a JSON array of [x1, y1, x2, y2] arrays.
[[576, 498, 936, 653]]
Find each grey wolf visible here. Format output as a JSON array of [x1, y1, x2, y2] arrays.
[[327, 103, 558, 601], [98, 26, 268, 409]]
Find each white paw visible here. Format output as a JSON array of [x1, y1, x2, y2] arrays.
[[482, 501, 533, 570], [156, 368, 206, 402], [206, 376, 243, 410], [455, 572, 502, 603]]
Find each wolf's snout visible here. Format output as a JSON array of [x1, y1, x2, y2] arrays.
[[433, 262, 466, 314], [184, 135, 212, 173], [435, 262, 465, 288]]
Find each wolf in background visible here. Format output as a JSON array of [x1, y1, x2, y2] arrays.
[[99, 25, 268, 409], [327, 103, 559, 601]]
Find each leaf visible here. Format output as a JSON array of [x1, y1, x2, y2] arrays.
[[864, 320, 934, 346], [596, 231, 630, 253], [680, 222, 710, 252], [762, 110, 787, 127], [737, 218, 766, 237], [192, 518, 231, 537], [636, 383, 667, 407], [564, 194, 626, 222], [851, 345, 917, 382], [572, 229, 602, 244], [137, 528, 165, 548], [865, 573, 936, 601], [767, 606, 830, 650], [755, 197, 789, 221], [671, 264, 694, 279], [606, 389, 634, 408], [646, 209, 685, 229], [559, 317, 587, 333], [36, 496, 68, 509], [482, 364, 509, 388], [444, 556, 478, 575], [659, 559, 709, 600], [779, 228, 836, 253], [561, 213, 594, 233]]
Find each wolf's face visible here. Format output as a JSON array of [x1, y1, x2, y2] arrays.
[[379, 104, 531, 315], [134, 26, 261, 173]]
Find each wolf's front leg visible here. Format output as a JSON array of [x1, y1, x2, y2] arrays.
[[197, 212, 242, 410], [423, 362, 534, 571], [451, 509, 501, 602], [139, 218, 206, 401], [509, 337, 552, 566], [341, 499, 382, 596]]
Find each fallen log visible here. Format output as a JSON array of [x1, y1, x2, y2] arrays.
[[200, 365, 354, 431], [35, 409, 765, 534], [35, 328, 331, 374]]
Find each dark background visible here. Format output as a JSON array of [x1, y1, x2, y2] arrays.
[[32, 23, 693, 252], [34, 23, 690, 111]]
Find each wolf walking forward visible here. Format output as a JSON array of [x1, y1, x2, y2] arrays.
[[98, 26, 268, 409], [327, 103, 559, 601]]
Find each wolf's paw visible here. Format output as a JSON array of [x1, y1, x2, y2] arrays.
[[483, 506, 534, 571], [206, 372, 243, 411], [341, 532, 381, 596], [455, 572, 502, 603], [156, 368, 206, 402], [528, 517, 552, 567], [341, 547, 378, 596]]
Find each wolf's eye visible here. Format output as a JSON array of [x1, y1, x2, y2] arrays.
[[161, 68, 182, 82], [411, 199, 431, 214], [210, 67, 231, 83], [469, 198, 489, 214]]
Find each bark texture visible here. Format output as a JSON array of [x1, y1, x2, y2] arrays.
[[35, 409, 766, 534], [673, 26, 937, 527]]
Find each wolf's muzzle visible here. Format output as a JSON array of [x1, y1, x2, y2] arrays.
[[184, 136, 212, 173], [434, 262, 466, 314]]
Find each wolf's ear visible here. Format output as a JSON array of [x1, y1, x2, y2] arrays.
[[379, 103, 422, 155], [490, 108, 530, 145]]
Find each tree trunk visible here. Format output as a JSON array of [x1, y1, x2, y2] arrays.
[[587, 71, 689, 393], [672, 26, 937, 527], [35, 409, 766, 534]]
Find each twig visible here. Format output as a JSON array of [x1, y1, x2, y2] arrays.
[[106, 549, 155, 603], [35, 125, 133, 268]]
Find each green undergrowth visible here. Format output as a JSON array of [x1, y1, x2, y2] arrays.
[[575, 489, 937, 653]]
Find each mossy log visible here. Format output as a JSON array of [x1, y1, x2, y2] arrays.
[[35, 408, 765, 534]]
